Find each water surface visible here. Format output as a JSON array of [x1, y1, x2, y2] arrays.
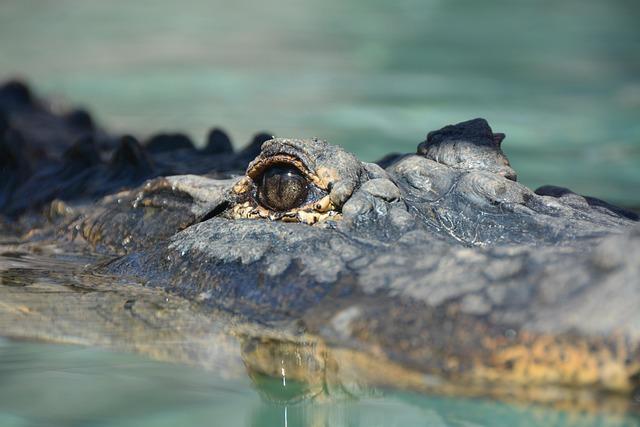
[[1, 338, 639, 427]]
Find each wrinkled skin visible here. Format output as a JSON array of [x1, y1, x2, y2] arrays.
[[1, 81, 640, 410]]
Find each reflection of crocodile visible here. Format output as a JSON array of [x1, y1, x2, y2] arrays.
[[1, 80, 639, 409]]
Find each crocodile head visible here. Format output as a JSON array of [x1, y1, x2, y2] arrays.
[[65, 118, 639, 404], [2, 81, 638, 407]]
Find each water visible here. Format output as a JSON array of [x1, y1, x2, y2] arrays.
[[0, 0, 639, 206], [1, 1, 640, 425], [1, 338, 638, 427]]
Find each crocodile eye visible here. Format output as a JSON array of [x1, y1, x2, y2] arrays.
[[257, 165, 309, 212]]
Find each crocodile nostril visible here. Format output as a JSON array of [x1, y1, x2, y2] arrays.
[[257, 165, 309, 212]]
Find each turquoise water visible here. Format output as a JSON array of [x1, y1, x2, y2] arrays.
[[1, 1, 640, 425], [0, 0, 639, 205], [1, 338, 638, 427]]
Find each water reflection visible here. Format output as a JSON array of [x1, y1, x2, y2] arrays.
[[1, 336, 640, 426], [245, 333, 640, 413], [242, 336, 327, 404], [241, 335, 376, 405]]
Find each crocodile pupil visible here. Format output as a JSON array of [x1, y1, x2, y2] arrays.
[[258, 165, 309, 212]]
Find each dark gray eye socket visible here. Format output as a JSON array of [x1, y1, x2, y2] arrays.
[[257, 165, 309, 212]]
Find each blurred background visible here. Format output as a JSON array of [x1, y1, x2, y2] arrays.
[[1, 0, 638, 206]]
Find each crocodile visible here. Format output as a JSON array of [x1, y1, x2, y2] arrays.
[[1, 80, 639, 410]]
